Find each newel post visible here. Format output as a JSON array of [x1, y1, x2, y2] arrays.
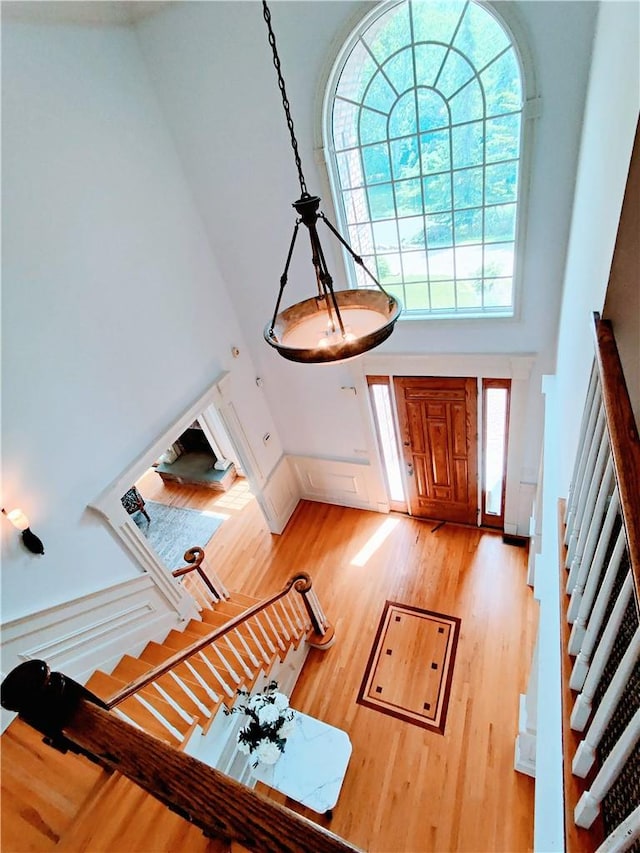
[[172, 546, 229, 602], [292, 573, 336, 650], [0, 659, 109, 757]]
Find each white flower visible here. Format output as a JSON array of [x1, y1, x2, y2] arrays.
[[248, 694, 265, 711], [272, 692, 289, 711], [278, 715, 296, 738], [255, 739, 282, 765], [236, 735, 251, 755], [257, 703, 281, 726]]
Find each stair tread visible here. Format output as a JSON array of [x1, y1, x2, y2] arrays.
[[111, 657, 217, 722], [87, 672, 195, 744], [228, 591, 261, 606]]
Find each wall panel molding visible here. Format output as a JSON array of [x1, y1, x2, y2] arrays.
[[290, 455, 385, 512], [260, 456, 300, 534], [1, 574, 180, 726]]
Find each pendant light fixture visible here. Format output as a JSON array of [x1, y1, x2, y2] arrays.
[[261, 1, 401, 365]]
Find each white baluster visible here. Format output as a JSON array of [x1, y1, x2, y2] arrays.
[[566, 378, 601, 542], [270, 602, 291, 641], [262, 611, 286, 650], [565, 364, 598, 527], [571, 571, 633, 729], [574, 707, 640, 828], [245, 620, 271, 664], [277, 599, 297, 638], [195, 651, 235, 698], [566, 436, 611, 595], [223, 635, 253, 678], [596, 803, 640, 852], [283, 592, 304, 634], [206, 643, 241, 684], [572, 628, 639, 776], [569, 488, 620, 655], [182, 660, 220, 704], [567, 461, 615, 621], [290, 588, 310, 630], [231, 627, 260, 668], [150, 681, 195, 724], [252, 614, 277, 653], [567, 407, 605, 566], [167, 670, 212, 717]]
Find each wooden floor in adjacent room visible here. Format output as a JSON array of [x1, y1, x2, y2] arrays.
[[3, 475, 537, 853], [141, 475, 537, 853]]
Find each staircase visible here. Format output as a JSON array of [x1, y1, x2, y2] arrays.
[[85, 586, 313, 780], [1, 571, 344, 852]]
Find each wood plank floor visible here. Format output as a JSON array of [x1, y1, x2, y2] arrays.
[[137, 473, 538, 853]]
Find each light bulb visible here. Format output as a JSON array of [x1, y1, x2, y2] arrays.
[[6, 509, 29, 531]]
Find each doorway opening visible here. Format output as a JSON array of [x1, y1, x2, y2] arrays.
[[123, 411, 254, 569], [368, 373, 513, 531]]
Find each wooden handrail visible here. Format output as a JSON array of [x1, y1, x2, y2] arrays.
[[171, 546, 224, 600], [0, 661, 361, 853], [593, 314, 640, 605], [105, 572, 315, 707]]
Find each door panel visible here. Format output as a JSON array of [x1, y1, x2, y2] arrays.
[[394, 377, 478, 524]]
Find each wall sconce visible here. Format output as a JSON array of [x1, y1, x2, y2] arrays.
[[2, 508, 45, 555]]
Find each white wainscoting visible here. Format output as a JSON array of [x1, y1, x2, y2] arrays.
[[289, 455, 388, 513], [0, 574, 180, 732], [259, 456, 301, 534]]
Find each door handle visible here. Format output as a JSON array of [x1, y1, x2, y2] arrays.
[[407, 461, 414, 477]]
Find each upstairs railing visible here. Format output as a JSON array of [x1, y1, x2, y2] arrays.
[[561, 314, 640, 850], [0, 660, 359, 853]]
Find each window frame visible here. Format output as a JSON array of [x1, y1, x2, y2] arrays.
[[321, 0, 534, 323]]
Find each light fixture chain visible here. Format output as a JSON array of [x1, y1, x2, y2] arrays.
[[262, 1, 308, 197]]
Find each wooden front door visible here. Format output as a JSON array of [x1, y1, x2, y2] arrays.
[[394, 377, 478, 525]]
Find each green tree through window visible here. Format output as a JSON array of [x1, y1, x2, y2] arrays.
[[326, 0, 524, 316]]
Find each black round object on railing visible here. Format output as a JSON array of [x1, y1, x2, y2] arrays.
[[1, 659, 51, 712]]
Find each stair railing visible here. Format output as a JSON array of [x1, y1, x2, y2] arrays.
[[561, 314, 640, 849], [172, 546, 229, 606], [0, 660, 360, 853], [105, 572, 332, 708]]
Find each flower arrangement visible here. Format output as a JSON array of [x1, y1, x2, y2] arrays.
[[225, 680, 296, 766]]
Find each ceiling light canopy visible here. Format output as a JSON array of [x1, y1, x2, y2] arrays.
[[261, 2, 401, 365]]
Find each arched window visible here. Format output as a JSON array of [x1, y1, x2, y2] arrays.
[[324, 0, 525, 317]]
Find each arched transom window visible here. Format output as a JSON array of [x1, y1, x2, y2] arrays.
[[325, 0, 524, 317]]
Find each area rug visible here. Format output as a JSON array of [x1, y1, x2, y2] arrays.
[[357, 601, 461, 734], [133, 501, 225, 570]]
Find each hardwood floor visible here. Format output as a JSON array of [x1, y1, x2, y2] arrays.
[[3, 473, 537, 852], [138, 474, 537, 852]]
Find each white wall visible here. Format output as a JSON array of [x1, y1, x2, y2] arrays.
[[1, 18, 283, 625], [553, 0, 640, 496], [136, 0, 598, 513]]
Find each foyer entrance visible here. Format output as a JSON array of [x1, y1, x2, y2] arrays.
[[393, 376, 478, 525]]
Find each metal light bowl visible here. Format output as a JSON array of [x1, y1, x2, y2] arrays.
[[264, 289, 402, 364]]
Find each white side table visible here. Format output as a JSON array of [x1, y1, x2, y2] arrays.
[[250, 710, 352, 815]]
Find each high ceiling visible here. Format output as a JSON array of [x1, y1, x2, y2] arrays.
[[1, 1, 170, 26]]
